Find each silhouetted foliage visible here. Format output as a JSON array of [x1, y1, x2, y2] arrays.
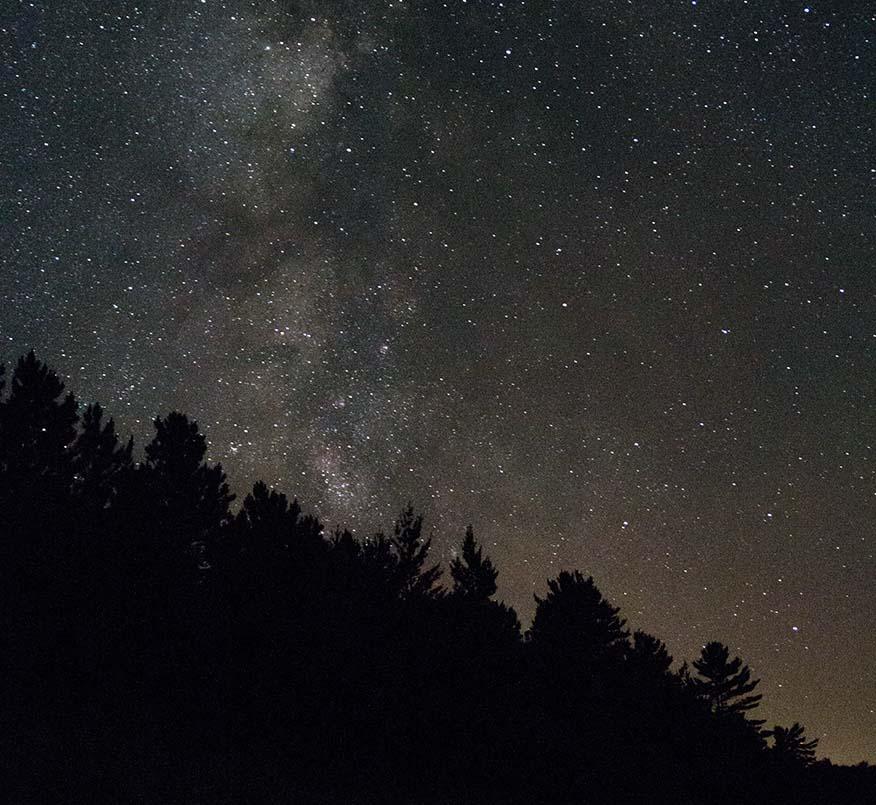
[[529, 569, 629, 668], [0, 350, 78, 500], [2, 353, 873, 803], [72, 402, 133, 510], [451, 525, 498, 601], [627, 629, 673, 679], [770, 722, 819, 766], [693, 640, 764, 719], [142, 411, 234, 549], [391, 502, 443, 598]]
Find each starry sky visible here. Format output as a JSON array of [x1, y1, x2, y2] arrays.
[[2, 0, 874, 763]]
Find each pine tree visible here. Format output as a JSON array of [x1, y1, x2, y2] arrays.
[[0, 354, 83, 731], [692, 641, 763, 719], [529, 570, 629, 669], [769, 722, 818, 766], [390, 504, 442, 598], [143, 411, 234, 552], [228, 480, 324, 566], [71, 403, 133, 511], [0, 351, 78, 494], [450, 525, 498, 601], [627, 629, 673, 678], [0, 353, 80, 598]]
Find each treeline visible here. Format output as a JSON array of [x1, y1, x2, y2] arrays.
[[0, 352, 873, 803]]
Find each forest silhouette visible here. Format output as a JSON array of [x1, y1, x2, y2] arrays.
[[1, 351, 874, 803]]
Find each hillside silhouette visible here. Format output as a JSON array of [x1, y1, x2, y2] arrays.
[[1, 352, 873, 803]]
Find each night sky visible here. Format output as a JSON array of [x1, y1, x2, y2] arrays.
[[2, 1, 874, 763]]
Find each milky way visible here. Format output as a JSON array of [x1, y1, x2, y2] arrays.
[[2, 1, 874, 762]]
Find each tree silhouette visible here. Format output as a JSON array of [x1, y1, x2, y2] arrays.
[[0, 352, 81, 634], [693, 641, 763, 720], [0, 350, 78, 495], [390, 503, 442, 598], [770, 722, 819, 766], [141, 411, 234, 561], [1, 351, 874, 803], [451, 525, 498, 601], [529, 570, 629, 667], [229, 480, 323, 563], [0, 355, 85, 799], [627, 629, 673, 679], [71, 403, 133, 511]]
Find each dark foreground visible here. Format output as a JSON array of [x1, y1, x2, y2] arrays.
[[2, 353, 875, 803]]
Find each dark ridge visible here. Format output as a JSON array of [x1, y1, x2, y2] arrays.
[[1, 352, 873, 803]]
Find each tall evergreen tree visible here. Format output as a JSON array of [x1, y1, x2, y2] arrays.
[[0, 352, 80, 608], [451, 525, 498, 601], [142, 411, 234, 555], [222, 480, 325, 594], [529, 570, 629, 669], [770, 722, 818, 766], [390, 504, 442, 598], [626, 629, 673, 679], [71, 403, 133, 512], [693, 641, 763, 719], [0, 350, 78, 494]]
